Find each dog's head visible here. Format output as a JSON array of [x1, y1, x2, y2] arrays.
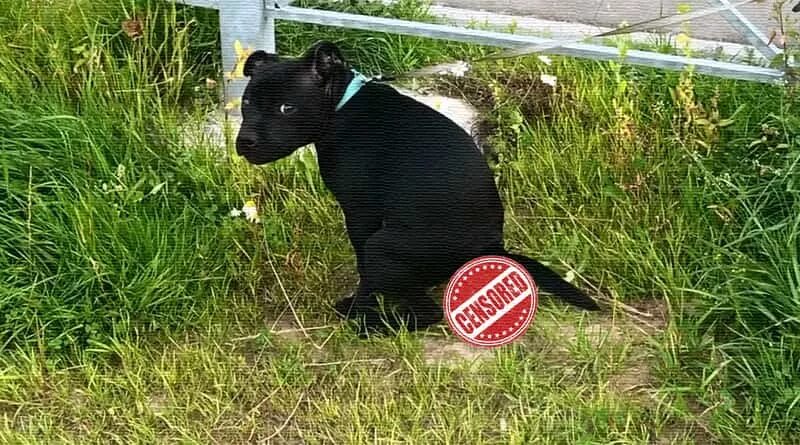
[[235, 41, 350, 165]]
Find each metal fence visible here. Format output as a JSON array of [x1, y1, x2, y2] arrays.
[[176, 0, 790, 105]]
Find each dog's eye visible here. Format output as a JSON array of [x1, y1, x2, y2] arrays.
[[243, 98, 250, 106], [279, 104, 297, 115]]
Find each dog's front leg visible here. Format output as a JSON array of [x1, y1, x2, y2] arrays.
[[342, 210, 382, 278], [333, 227, 444, 336]]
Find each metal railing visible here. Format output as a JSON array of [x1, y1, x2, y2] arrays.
[[176, 0, 789, 105]]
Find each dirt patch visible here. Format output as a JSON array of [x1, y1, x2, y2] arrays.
[[547, 298, 669, 351], [550, 299, 669, 404], [419, 285, 497, 366], [267, 316, 310, 343], [431, 68, 566, 118], [147, 393, 170, 417], [553, 318, 628, 349], [421, 335, 494, 366], [606, 358, 655, 404], [607, 300, 670, 407], [656, 420, 717, 445], [625, 298, 670, 333], [422, 67, 573, 163], [430, 75, 497, 114]]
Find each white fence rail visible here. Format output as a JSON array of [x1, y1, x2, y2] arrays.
[[176, 0, 789, 105]]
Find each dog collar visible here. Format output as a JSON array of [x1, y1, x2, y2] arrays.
[[335, 69, 371, 111]]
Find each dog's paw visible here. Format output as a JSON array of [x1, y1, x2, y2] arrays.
[[333, 295, 442, 337], [339, 307, 392, 338], [333, 296, 399, 337], [333, 294, 359, 318]]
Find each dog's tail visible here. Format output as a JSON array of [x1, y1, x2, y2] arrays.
[[497, 251, 600, 311]]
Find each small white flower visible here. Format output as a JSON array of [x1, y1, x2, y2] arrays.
[[540, 74, 557, 88], [241, 200, 260, 223], [229, 209, 242, 217], [564, 270, 575, 283], [537, 55, 552, 65], [438, 60, 470, 77], [451, 61, 470, 77]]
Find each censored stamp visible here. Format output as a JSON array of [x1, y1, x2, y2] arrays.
[[443, 256, 539, 348]]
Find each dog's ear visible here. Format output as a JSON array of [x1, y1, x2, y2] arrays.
[[244, 50, 279, 77], [306, 41, 345, 80]]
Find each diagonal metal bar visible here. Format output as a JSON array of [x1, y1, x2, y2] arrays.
[[711, 0, 781, 60], [487, 0, 759, 60], [272, 5, 785, 85]]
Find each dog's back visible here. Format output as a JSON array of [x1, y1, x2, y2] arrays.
[[318, 81, 505, 259]]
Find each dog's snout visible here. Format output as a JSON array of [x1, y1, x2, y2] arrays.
[[236, 131, 257, 154]]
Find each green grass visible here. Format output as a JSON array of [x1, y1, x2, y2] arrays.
[[0, 0, 799, 443]]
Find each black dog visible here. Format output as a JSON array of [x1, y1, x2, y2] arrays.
[[235, 41, 600, 335]]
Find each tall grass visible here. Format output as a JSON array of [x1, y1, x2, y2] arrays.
[[0, 0, 246, 354], [454, 50, 800, 437], [678, 110, 800, 435]]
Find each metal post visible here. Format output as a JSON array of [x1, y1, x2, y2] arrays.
[[265, 1, 277, 53], [218, 0, 269, 111]]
